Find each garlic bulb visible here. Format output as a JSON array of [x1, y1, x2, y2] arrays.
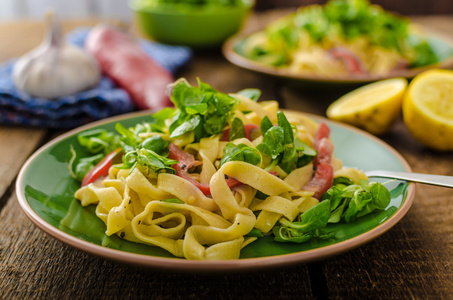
[[13, 12, 101, 99]]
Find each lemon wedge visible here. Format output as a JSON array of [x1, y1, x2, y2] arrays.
[[326, 78, 408, 135], [403, 69, 453, 151]]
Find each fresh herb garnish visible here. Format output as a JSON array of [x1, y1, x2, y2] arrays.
[[272, 178, 391, 243], [76, 128, 121, 155], [236, 88, 261, 101], [273, 200, 334, 243], [256, 111, 316, 173], [159, 78, 239, 143], [115, 123, 178, 175], [228, 117, 247, 141], [322, 178, 391, 223], [220, 142, 262, 168], [68, 148, 104, 181]]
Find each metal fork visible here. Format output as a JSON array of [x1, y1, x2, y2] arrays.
[[365, 170, 453, 188]]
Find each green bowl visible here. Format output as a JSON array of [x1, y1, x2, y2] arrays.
[[130, 0, 255, 48]]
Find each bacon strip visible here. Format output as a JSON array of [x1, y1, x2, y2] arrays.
[[302, 123, 334, 199], [328, 47, 368, 77], [168, 143, 242, 196]]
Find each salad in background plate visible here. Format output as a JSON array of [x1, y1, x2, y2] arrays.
[[223, 0, 453, 85]]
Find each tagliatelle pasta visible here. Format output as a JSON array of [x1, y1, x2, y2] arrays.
[[72, 78, 374, 260]]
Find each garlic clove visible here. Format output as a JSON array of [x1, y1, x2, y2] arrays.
[[13, 11, 101, 99]]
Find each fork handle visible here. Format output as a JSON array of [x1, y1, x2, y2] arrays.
[[365, 170, 453, 188]]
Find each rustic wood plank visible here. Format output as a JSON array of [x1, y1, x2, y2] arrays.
[[0, 127, 47, 203]]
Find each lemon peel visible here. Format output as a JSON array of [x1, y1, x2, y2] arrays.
[[326, 78, 408, 135], [403, 69, 453, 151]]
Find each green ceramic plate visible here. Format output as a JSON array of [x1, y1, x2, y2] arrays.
[[16, 110, 415, 272]]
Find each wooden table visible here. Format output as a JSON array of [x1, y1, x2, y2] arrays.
[[1, 10, 452, 299]]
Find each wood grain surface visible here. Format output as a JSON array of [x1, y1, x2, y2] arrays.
[[0, 11, 452, 300]]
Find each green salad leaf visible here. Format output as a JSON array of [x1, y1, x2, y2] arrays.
[[257, 111, 316, 174], [115, 123, 178, 175], [322, 178, 391, 223], [273, 178, 391, 244], [165, 78, 239, 142], [273, 200, 334, 243], [220, 142, 262, 168]]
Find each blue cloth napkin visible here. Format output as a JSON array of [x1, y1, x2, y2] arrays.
[[0, 27, 192, 129]]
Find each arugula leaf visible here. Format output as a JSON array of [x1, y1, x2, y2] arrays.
[[277, 109, 294, 144], [170, 115, 202, 138], [69, 129, 121, 181]]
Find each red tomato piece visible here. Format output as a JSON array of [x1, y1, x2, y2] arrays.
[[81, 148, 121, 186]]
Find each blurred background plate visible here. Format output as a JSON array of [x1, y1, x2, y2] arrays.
[[222, 24, 453, 90]]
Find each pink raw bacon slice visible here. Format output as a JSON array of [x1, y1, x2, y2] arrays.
[[328, 47, 368, 77], [302, 122, 334, 199], [168, 143, 242, 196]]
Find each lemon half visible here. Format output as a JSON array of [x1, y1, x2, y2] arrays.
[[326, 78, 408, 135], [403, 69, 453, 151]]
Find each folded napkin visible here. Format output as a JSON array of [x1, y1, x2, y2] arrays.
[[0, 27, 192, 129]]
